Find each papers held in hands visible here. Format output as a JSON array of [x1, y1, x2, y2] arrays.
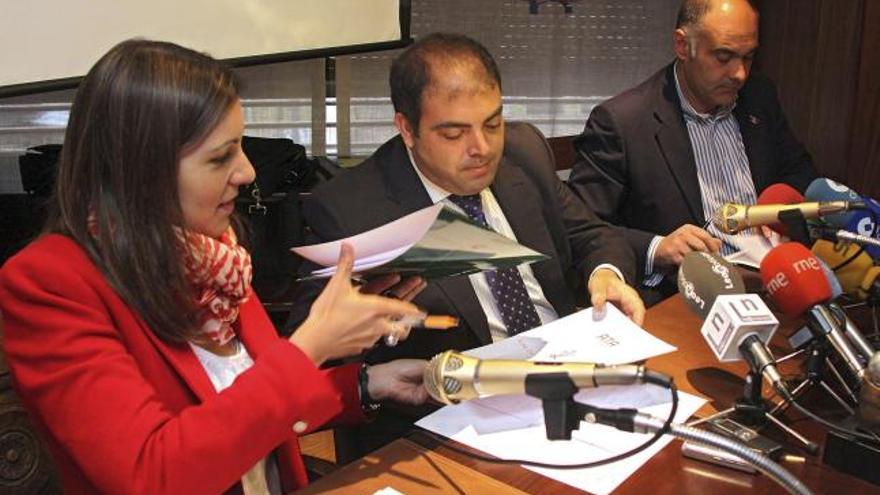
[[291, 203, 549, 280]]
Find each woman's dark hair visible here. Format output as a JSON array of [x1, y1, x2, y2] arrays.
[[46, 39, 240, 342]]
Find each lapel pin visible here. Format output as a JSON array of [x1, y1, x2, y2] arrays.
[[748, 114, 761, 126]]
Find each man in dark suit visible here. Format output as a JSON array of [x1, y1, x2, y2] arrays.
[[295, 32, 644, 459], [568, 0, 816, 304]]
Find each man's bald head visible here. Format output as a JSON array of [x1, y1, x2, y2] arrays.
[[390, 33, 501, 135], [676, 0, 759, 31], [672, 0, 759, 113]]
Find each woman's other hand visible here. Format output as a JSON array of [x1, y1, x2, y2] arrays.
[[366, 359, 429, 406], [290, 244, 423, 365]]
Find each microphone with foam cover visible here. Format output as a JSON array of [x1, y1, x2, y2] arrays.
[[804, 178, 880, 257], [812, 240, 880, 301], [677, 252, 745, 319], [804, 178, 862, 228], [760, 243, 866, 380], [843, 197, 880, 259], [422, 350, 668, 405], [757, 183, 807, 236]]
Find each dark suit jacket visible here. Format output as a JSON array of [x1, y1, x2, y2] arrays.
[[291, 122, 636, 461], [294, 121, 636, 364], [567, 63, 816, 301]]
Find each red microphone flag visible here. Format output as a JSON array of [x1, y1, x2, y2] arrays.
[[760, 242, 832, 317]]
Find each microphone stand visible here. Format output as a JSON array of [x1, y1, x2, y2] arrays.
[[523, 373, 583, 440], [525, 375, 815, 494], [771, 341, 857, 416], [688, 367, 820, 454]]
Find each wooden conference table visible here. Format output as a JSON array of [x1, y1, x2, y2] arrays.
[[298, 295, 878, 494]]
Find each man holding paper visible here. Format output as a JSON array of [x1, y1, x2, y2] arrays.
[[292, 32, 644, 459]]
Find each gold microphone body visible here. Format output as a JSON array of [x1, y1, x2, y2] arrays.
[[424, 350, 645, 405], [715, 201, 854, 234]]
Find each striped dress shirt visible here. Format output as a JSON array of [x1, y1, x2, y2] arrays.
[[644, 65, 763, 286]]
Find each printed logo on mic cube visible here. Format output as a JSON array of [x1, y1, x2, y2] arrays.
[[701, 294, 779, 362]]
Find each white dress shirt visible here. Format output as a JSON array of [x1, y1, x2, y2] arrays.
[[406, 149, 620, 341]]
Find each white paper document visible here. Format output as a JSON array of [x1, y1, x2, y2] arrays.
[[416, 305, 704, 495], [292, 203, 442, 269], [291, 203, 547, 279], [723, 230, 780, 269], [467, 304, 677, 364]]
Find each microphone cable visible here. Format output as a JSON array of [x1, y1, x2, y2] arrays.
[[785, 396, 880, 444], [424, 381, 679, 470]]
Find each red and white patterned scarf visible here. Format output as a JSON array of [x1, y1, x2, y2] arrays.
[[178, 227, 253, 346], [88, 212, 252, 345]]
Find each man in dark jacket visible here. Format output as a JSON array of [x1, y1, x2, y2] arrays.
[[568, 0, 816, 305]]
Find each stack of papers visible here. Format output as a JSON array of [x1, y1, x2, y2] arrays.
[[416, 305, 706, 495]]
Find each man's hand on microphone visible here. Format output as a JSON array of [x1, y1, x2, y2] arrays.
[[588, 269, 645, 326], [366, 359, 429, 406], [654, 224, 722, 267]]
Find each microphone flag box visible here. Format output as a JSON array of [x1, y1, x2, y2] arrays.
[[701, 294, 779, 362]]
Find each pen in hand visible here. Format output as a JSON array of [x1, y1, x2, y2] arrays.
[[385, 315, 459, 346]]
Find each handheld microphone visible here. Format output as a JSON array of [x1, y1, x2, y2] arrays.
[[792, 255, 874, 363], [423, 350, 669, 405], [828, 302, 875, 365], [760, 243, 866, 380], [810, 226, 880, 250], [677, 252, 745, 319], [714, 201, 865, 234], [843, 196, 880, 259], [804, 178, 862, 228], [676, 256, 787, 396]]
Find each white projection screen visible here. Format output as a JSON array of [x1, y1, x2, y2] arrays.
[[0, 0, 409, 96]]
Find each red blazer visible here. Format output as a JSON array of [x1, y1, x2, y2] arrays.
[[0, 234, 364, 494]]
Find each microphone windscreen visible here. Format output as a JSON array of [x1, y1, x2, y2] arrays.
[[760, 242, 832, 317], [804, 178, 861, 227], [677, 251, 745, 319], [757, 183, 806, 235], [843, 196, 880, 259], [758, 183, 805, 204], [812, 239, 875, 299]]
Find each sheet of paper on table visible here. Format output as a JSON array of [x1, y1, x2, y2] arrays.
[[466, 303, 677, 363], [416, 305, 706, 495]]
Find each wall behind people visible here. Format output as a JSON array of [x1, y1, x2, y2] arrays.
[[756, 0, 880, 199], [1, 0, 681, 186], [347, 0, 680, 155]]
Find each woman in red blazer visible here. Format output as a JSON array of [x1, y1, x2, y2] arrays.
[[0, 39, 428, 494]]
